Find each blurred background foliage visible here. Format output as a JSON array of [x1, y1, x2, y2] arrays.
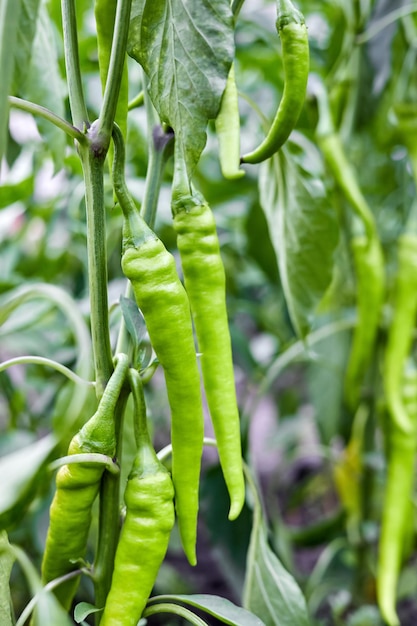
[[2, 0, 417, 624]]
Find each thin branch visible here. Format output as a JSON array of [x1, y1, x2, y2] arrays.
[[356, 4, 417, 44], [96, 0, 132, 147], [61, 0, 89, 128], [0, 355, 94, 386], [8, 96, 87, 143]]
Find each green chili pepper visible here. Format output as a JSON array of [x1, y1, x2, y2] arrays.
[[383, 235, 417, 434], [344, 234, 385, 411], [313, 77, 385, 409], [172, 198, 245, 521], [215, 64, 245, 180], [41, 354, 129, 610], [377, 234, 417, 626], [112, 125, 204, 566], [398, 365, 417, 562], [100, 369, 175, 626], [314, 76, 376, 242], [241, 0, 309, 164]]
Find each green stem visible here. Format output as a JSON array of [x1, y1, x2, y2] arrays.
[[240, 318, 354, 436], [95, 0, 133, 150], [231, 0, 245, 19], [0, 283, 91, 380], [61, 0, 88, 129], [127, 90, 144, 111], [313, 77, 376, 240], [356, 4, 417, 44], [142, 129, 173, 227], [0, 282, 93, 436], [0, 355, 94, 386], [128, 368, 149, 447], [15, 570, 81, 626], [78, 128, 113, 397], [94, 387, 129, 616], [48, 452, 119, 474], [143, 603, 209, 626], [141, 75, 174, 227], [8, 96, 86, 143]]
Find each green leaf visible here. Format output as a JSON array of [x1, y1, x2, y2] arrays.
[[0, 0, 21, 163], [307, 329, 351, 445], [148, 594, 266, 626], [21, 1, 67, 167], [120, 295, 153, 369], [243, 468, 311, 626], [120, 295, 147, 347], [0, 532, 14, 626], [0, 176, 34, 209], [12, 0, 42, 94], [127, 0, 234, 177], [32, 590, 74, 626], [245, 201, 280, 286], [259, 141, 339, 338], [0, 434, 56, 529], [74, 601, 102, 623]]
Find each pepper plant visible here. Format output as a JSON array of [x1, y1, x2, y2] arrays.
[[2, 0, 417, 625]]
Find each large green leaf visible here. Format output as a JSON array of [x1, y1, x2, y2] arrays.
[[127, 0, 234, 177], [0, 434, 56, 529], [243, 469, 311, 626], [22, 1, 67, 166], [0, 0, 21, 164], [0, 532, 14, 626], [259, 138, 339, 338], [0, 176, 34, 208], [12, 0, 42, 94]]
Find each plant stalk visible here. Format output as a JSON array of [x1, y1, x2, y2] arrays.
[[8, 96, 86, 142], [78, 129, 113, 398], [95, 0, 133, 150], [61, 0, 89, 129]]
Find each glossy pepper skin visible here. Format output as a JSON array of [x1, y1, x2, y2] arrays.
[[100, 369, 175, 626], [344, 235, 385, 410], [241, 0, 309, 164], [41, 355, 129, 609], [112, 122, 204, 565], [215, 64, 245, 180], [121, 241, 204, 566], [377, 234, 417, 626], [173, 201, 245, 521], [120, 213, 203, 567]]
